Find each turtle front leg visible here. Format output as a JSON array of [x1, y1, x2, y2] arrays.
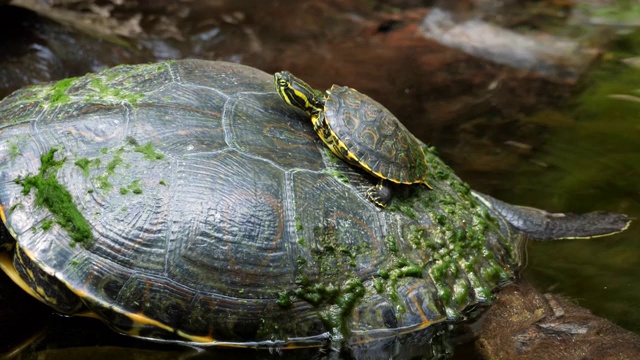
[[366, 181, 392, 208]]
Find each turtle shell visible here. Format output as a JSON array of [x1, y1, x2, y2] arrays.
[[0, 60, 518, 350], [323, 85, 428, 184]]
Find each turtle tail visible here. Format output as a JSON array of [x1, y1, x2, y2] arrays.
[[471, 191, 632, 241]]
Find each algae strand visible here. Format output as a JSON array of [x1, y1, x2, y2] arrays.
[[17, 148, 92, 244]]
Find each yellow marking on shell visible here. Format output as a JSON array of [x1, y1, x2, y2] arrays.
[[182, 339, 327, 349], [15, 246, 66, 306], [0, 204, 6, 223], [407, 283, 429, 323], [122, 312, 221, 344], [0, 252, 46, 304], [76, 310, 103, 320], [127, 311, 176, 332], [177, 330, 215, 343], [347, 316, 445, 346], [2, 240, 329, 348], [316, 116, 433, 189]]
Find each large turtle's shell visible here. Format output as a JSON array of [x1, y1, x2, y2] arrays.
[[0, 60, 517, 349]]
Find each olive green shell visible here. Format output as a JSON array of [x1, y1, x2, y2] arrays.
[[0, 60, 518, 349], [324, 85, 428, 184]]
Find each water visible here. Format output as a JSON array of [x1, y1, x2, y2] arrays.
[[442, 31, 640, 333]]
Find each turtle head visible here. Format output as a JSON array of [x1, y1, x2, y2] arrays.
[[274, 71, 324, 116]]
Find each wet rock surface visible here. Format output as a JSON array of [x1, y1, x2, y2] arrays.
[[477, 281, 640, 360]]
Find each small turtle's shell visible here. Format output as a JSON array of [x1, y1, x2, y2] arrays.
[[324, 85, 428, 184]]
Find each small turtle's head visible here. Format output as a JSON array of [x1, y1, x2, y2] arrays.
[[274, 71, 324, 116]]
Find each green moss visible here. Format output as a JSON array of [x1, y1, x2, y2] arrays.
[[74, 158, 91, 177], [323, 148, 339, 164], [450, 179, 471, 195], [323, 169, 350, 184], [134, 142, 164, 160], [96, 151, 124, 190], [159, 179, 167, 186], [336, 278, 365, 315], [385, 235, 398, 254], [454, 281, 470, 305], [41, 218, 54, 231], [125, 136, 139, 147], [377, 268, 389, 279], [128, 180, 143, 194], [8, 143, 21, 159], [118, 180, 143, 195], [87, 76, 144, 105], [48, 77, 78, 106], [294, 215, 303, 232], [398, 204, 417, 219], [283, 223, 371, 337], [106, 152, 123, 172], [16, 148, 92, 245], [373, 258, 425, 314]]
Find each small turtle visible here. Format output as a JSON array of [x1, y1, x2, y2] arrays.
[[275, 71, 431, 207]]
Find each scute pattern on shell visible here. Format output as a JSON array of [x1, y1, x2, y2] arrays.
[[324, 85, 428, 184], [0, 60, 517, 348]]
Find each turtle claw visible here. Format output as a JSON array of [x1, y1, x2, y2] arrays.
[[366, 182, 392, 208]]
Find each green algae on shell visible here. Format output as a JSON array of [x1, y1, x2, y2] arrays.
[[0, 60, 627, 354], [15, 148, 93, 245]]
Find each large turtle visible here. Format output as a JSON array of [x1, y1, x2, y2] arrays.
[[0, 59, 630, 358]]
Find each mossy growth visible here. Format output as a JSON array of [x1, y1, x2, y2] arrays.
[[322, 148, 340, 164], [96, 150, 124, 190], [16, 148, 92, 245], [87, 76, 144, 105], [374, 257, 424, 313], [8, 143, 21, 159], [323, 169, 350, 184], [74, 158, 92, 177], [276, 222, 370, 338], [48, 77, 78, 106], [119, 180, 143, 195], [128, 180, 143, 194], [41, 218, 54, 231], [134, 142, 164, 160], [294, 215, 304, 232], [74, 157, 100, 177]]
